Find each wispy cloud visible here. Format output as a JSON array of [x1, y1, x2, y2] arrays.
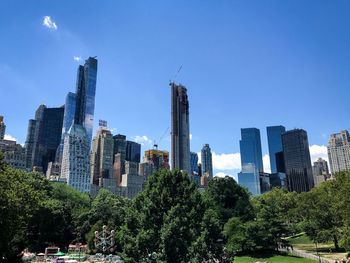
[[190, 133, 193, 140], [73, 56, 82, 62], [134, 135, 153, 146], [42, 16, 58, 30], [4, 134, 16, 141]]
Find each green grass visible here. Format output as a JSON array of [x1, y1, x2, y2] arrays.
[[234, 251, 316, 263]]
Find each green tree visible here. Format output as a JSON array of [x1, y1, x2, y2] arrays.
[[203, 176, 254, 225], [119, 169, 225, 263], [298, 181, 342, 250], [0, 159, 48, 262]]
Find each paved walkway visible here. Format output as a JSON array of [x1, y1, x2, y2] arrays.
[[279, 247, 336, 263]]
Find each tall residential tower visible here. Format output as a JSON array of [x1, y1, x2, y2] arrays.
[[170, 82, 190, 174], [327, 130, 350, 174]]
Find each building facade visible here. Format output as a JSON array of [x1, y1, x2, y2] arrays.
[[171, 82, 191, 174], [312, 158, 331, 186], [190, 152, 199, 175], [327, 130, 350, 174], [56, 92, 77, 163], [282, 129, 314, 192], [267, 126, 286, 173], [126, 141, 141, 163], [74, 57, 98, 146], [25, 105, 64, 173], [61, 124, 91, 193], [113, 134, 127, 180], [201, 144, 213, 180], [143, 149, 170, 171], [0, 140, 26, 170], [0, 116, 5, 140], [90, 127, 114, 185], [238, 128, 264, 196]]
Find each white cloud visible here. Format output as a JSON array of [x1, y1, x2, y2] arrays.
[[263, 154, 271, 173], [309, 145, 328, 163], [42, 16, 58, 30], [4, 134, 16, 141], [134, 135, 153, 146], [189, 133, 193, 140], [212, 152, 241, 170], [215, 172, 227, 178], [73, 56, 82, 62]]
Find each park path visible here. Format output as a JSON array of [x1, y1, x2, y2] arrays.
[[279, 247, 336, 263]]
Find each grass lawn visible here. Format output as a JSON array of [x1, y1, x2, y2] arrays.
[[234, 251, 316, 263], [286, 233, 347, 261]]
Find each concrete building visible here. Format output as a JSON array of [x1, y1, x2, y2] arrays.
[[120, 161, 143, 198], [327, 130, 350, 174], [143, 149, 170, 171], [238, 128, 264, 196], [91, 126, 114, 186], [171, 82, 191, 174], [0, 116, 5, 141], [282, 129, 314, 192], [201, 144, 213, 180], [61, 124, 91, 193], [312, 158, 331, 186], [46, 162, 62, 181], [0, 139, 26, 170]]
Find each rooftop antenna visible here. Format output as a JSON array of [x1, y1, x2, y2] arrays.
[[169, 65, 183, 85]]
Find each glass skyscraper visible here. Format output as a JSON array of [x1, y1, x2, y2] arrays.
[[282, 129, 314, 192], [126, 141, 141, 163], [74, 57, 98, 146], [201, 144, 213, 180], [56, 92, 77, 163], [238, 128, 264, 196], [190, 152, 199, 175], [25, 104, 64, 173], [267, 126, 286, 173]]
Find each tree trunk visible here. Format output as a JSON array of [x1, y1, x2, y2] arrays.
[[333, 235, 339, 251]]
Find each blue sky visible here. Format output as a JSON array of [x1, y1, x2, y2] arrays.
[[1, 0, 349, 177]]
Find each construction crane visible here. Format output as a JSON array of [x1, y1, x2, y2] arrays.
[[153, 127, 170, 150]]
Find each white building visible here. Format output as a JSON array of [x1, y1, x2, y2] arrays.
[[327, 130, 350, 174], [61, 124, 91, 193]]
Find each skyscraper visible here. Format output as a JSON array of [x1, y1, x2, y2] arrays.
[[282, 129, 314, 192], [0, 116, 5, 140], [74, 57, 98, 146], [238, 128, 264, 196], [25, 104, 64, 173], [90, 126, 114, 185], [267, 126, 286, 173], [312, 158, 330, 186], [61, 124, 91, 193], [190, 152, 199, 175], [170, 82, 190, 174], [55, 92, 77, 163], [113, 134, 127, 180], [327, 130, 350, 174], [201, 144, 213, 180], [126, 141, 141, 163]]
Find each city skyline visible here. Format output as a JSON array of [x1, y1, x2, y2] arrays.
[[1, 1, 349, 178]]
